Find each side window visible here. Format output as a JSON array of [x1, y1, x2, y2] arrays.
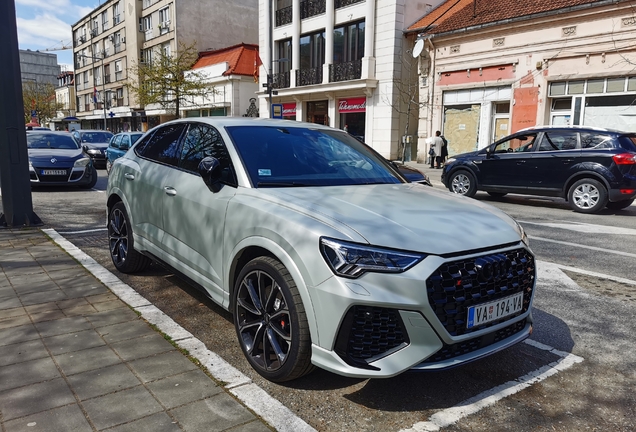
[[136, 124, 186, 166], [538, 131, 578, 151], [179, 123, 236, 184], [581, 133, 613, 149], [133, 130, 156, 154], [111, 135, 122, 149], [120, 135, 131, 150], [494, 134, 537, 153]]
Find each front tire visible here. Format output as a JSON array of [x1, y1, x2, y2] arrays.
[[234, 256, 314, 382], [568, 178, 608, 213], [449, 170, 477, 197], [107, 202, 151, 273], [80, 166, 98, 189]]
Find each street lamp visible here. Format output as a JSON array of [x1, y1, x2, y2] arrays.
[[78, 53, 107, 130]]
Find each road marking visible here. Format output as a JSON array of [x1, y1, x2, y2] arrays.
[[519, 220, 636, 236], [528, 235, 636, 259], [42, 228, 316, 432], [550, 262, 636, 286], [57, 228, 107, 235], [401, 341, 584, 432]]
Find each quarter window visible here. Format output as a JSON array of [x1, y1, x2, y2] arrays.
[[581, 133, 613, 149], [136, 124, 186, 166]]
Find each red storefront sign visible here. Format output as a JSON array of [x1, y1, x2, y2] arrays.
[[338, 97, 366, 113], [282, 103, 296, 117]]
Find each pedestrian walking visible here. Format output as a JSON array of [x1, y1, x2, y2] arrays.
[[430, 130, 444, 168]]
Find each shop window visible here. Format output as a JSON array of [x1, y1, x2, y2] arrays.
[[568, 81, 585, 94], [549, 82, 566, 96], [586, 79, 604, 93], [607, 78, 625, 93], [628, 77, 636, 91], [551, 98, 572, 110]]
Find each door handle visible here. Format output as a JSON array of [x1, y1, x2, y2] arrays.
[[124, 173, 135, 180], [164, 186, 177, 196]]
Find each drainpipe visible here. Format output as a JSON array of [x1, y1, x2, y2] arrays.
[[425, 35, 436, 140]]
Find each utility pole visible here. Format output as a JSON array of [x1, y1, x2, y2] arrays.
[[0, 0, 42, 227]]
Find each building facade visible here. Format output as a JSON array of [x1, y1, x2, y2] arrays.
[[19, 49, 61, 86], [258, 0, 442, 159], [72, 0, 258, 132], [407, 0, 636, 161], [51, 71, 77, 130]]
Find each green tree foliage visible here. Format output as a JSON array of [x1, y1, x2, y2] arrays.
[[22, 81, 61, 125], [127, 41, 214, 117]]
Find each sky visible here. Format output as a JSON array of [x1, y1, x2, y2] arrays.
[[15, 0, 100, 70]]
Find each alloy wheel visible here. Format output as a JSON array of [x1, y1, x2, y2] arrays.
[[236, 270, 291, 372], [108, 207, 129, 267], [451, 173, 471, 195], [572, 183, 600, 210]]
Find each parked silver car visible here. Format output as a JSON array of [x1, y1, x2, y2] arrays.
[[107, 118, 535, 382]]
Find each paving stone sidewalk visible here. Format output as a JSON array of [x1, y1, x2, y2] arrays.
[[0, 228, 273, 432]]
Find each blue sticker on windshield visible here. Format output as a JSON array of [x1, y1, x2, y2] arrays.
[[258, 169, 271, 176]]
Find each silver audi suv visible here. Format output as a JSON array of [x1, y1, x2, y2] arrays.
[[106, 117, 536, 382]]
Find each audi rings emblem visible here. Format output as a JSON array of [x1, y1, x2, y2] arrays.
[[475, 255, 509, 281], [50, 158, 57, 164]]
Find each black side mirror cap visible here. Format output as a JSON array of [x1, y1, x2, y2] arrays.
[[198, 156, 222, 192]]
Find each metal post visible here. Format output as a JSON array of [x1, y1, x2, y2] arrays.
[[101, 57, 107, 130], [269, 0, 273, 117], [0, 0, 41, 226]]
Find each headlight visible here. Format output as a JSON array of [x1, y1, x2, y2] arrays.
[[320, 237, 426, 278], [445, 158, 456, 164], [86, 149, 101, 155], [74, 157, 90, 167]]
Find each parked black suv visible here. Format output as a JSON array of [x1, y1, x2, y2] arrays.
[[441, 126, 636, 213]]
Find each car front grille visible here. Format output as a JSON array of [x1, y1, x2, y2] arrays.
[[335, 306, 409, 365], [426, 248, 535, 337], [421, 319, 527, 364]]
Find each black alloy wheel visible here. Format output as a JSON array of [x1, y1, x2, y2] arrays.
[[234, 256, 313, 382], [108, 202, 151, 273]]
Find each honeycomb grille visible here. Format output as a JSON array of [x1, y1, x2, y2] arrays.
[[339, 306, 407, 361], [426, 248, 535, 336], [422, 319, 527, 364]]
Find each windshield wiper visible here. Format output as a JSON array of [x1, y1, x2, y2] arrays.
[[257, 181, 310, 187]]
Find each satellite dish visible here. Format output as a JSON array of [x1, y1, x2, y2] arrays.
[[412, 39, 424, 58]]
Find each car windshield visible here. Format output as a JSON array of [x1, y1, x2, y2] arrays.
[[80, 132, 113, 143], [226, 125, 403, 187], [26, 133, 80, 150]]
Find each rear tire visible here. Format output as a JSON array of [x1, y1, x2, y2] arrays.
[[606, 199, 634, 210], [567, 178, 608, 214], [234, 256, 314, 382], [448, 170, 477, 197], [107, 202, 151, 273]]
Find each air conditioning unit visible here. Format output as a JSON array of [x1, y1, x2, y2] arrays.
[[79, 36, 85, 43]]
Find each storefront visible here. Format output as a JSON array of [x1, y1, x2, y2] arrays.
[[338, 97, 366, 141], [282, 102, 297, 120], [306, 100, 329, 125]]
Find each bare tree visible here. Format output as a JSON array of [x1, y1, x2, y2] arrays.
[[22, 81, 61, 125], [127, 41, 215, 117]]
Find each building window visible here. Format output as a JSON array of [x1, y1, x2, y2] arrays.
[[113, 2, 121, 24], [162, 42, 171, 57], [102, 11, 109, 30], [330, 20, 364, 82], [298, 30, 325, 86], [275, 0, 292, 26], [159, 6, 170, 34]]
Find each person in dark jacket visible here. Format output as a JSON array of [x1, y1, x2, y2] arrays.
[[437, 135, 449, 168]]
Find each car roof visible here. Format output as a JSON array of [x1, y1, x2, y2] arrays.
[[516, 125, 630, 135], [156, 116, 335, 132], [77, 129, 113, 133], [27, 130, 74, 135]]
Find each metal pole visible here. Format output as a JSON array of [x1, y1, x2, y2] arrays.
[[269, 0, 273, 117], [102, 57, 107, 130], [0, 0, 41, 226]]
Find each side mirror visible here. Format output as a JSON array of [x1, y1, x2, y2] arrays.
[[82, 144, 89, 152], [198, 156, 222, 192], [485, 148, 493, 159]]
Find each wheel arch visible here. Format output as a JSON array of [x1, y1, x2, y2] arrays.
[[563, 171, 610, 200]]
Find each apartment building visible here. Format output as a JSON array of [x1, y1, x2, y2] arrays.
[[407, 0, 636, 161], [72, 0, 258, 132], [19, 49, 61, 86], [258, 0, 442, 159], [51, 71, 77, 130]]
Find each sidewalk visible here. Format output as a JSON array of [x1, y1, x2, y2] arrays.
[[0, 228, 311, 432], [403, 161, 445, 188]]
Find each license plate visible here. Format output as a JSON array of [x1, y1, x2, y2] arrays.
[[467, 292, 524, 329], [41, 170, 67, 176]]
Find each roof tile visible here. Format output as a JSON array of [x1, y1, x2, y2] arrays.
[[192, 43, 260, 77]]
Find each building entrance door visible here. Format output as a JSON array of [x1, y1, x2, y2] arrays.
[[307, 100, 328, 125]]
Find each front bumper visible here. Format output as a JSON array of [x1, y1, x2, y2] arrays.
[[309, 243, 536, 378], [30, 165, 93, 186]]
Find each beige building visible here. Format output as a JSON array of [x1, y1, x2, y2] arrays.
[[52, 71, 77, 130], [72, 0, 258, 132], [407, 0, 636, 161], [258, 0, 445, 159]]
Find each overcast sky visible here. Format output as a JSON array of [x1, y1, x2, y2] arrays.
[[15, 0, 98, 69]]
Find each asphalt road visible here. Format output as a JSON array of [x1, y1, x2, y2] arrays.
[[4, 168, 635, 431]]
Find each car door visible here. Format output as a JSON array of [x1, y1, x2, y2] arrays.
[[122, 123, 186, 249], [479, 133, 538, 190], [528, 130, 580, 192], [161, 123, 238, 305]]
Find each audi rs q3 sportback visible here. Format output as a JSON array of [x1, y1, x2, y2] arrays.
[[107, 117, 536, 382]]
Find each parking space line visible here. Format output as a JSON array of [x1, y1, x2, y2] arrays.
[[401, 341, 584, 432], [42, 228, 317, 432], [528, 235, 636, 259]]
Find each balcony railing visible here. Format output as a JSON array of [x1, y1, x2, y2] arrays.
[[300, 0, 325, 19], [296, 67, 323, 86], [329, 60, 362, 83], [272, 71, 290, 89], [335, 0, 364, 7], [275, 5, 292, 27]]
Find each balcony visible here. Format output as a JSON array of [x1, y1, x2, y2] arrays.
[[296, 67, 323, 86], [329, 60, 362, 83], [335, 0, 364, 8], [275, 6, 292, 27], [300, 0, 325, 19], [272, 71, 290, 89]]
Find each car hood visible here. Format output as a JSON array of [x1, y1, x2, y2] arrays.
[[28, 149, 84, 167], [256, 184, 522, 255]]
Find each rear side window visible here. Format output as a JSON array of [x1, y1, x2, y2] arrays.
[[581, 133, 614, 149], [538, 131, 578, 151], [617, 135, 636, 152], [135, 124, 186, 166], [110, 135, 122, 149]]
